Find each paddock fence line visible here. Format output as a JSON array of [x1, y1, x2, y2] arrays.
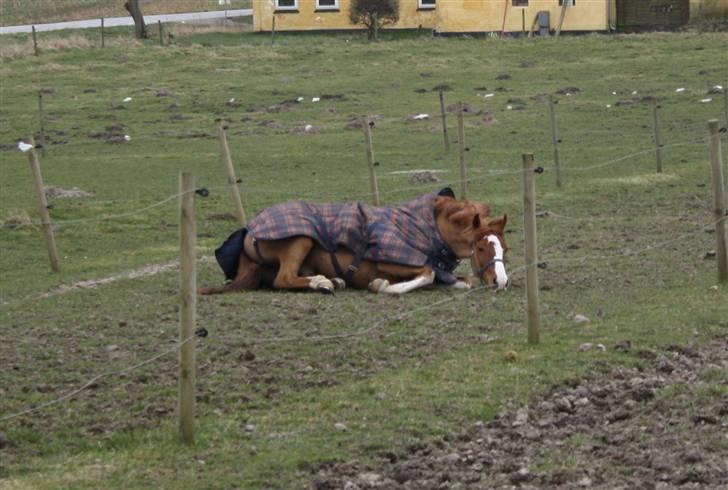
[[2, 79, 726, 445], [2, 207, 725, 425], [10, 133, 717, 230]]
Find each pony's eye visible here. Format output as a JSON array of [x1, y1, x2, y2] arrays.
[[478, 247, 485, 252]]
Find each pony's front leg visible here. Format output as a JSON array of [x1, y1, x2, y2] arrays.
[[368, 266, 435, 295], [273, 237, 335, 294]]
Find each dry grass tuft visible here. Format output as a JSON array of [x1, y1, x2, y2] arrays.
[[0, 34, 141, 61], [3, 210, 37, 230]]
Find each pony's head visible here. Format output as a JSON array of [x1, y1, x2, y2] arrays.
[[434, 196, 483, 259], [470, 215, 509, 291]]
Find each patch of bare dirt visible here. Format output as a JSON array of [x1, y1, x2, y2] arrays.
[[311, 337, 728, 489]]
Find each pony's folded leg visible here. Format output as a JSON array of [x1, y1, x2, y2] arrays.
[[331, 278, 346, 289]]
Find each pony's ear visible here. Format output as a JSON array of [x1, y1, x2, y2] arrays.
[[487, 214, 507, 233], [433, 196, 452, 215], [473, 213, 482, 230]]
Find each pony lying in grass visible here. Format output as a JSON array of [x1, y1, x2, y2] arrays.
[[199, 188, 508, 295]]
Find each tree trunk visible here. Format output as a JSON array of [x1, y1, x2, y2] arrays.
[[125, 0, 148, 39]]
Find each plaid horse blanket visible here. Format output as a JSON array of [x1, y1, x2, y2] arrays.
[[214, 188, 460, 284]]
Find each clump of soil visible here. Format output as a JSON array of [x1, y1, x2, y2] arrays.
[[260, 120, 284, 130], [480, 112, 498, 126], [89, 125, 128, 144], [312, 337, 728, 489], [410, 171, 441, 184], [176, 131, 213, 140], [44, 186, 92, 198], [289, 125, 320, 134], [446, 103, 481, 115], [556, 87, 581, 95], [345, 119, 363, 130]]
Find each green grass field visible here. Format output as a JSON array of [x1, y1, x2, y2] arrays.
[[0, 0, 251, 27], [0, 27, 727, 489]]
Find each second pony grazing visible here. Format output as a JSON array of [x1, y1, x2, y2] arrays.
[[200, 188, 507, 295]]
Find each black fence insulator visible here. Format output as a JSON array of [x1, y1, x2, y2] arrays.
[[195, 188, 209, 197], [195, 327, 208, 338], [35, 144, 43, 149], [236, 178, 242, 184], [557, 139, 563, 143], [537, 261, 548, 269], [534, 166, 545, 174], [719, 127, 727, 134], [46, 204, 54, 210], [368, 121, 375, 128], [553, 100, 559, 104], [373, 161, 380, 166], [465, 147, 470, 151]]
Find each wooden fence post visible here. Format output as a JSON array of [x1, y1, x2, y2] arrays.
[[362, 116, 381, 206], [218, 125, 247, 226], [271, 16, 276, 46], [723, 85, 728, 128], [32, 26, 39, 56], [37, 91, 47, 158], [651, 97, 663, 173], [522, 153, 540, 344], [547, 95, 561, 188], [158, 20, 164, 46], [708, 120, 727, 282], [101, 17, 105, 48], [26, 135, 60, 272], [457, 101, 467, 199], [439, 90, 450, 152], [179, 171, 197, 446]]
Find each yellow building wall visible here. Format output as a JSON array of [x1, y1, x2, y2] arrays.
[[689, 0, 728, 18], [436, 0, 609, 33], [254, 0, 437, 31]]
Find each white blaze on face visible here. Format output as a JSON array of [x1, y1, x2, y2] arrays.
[[487, 235, 508, 290]]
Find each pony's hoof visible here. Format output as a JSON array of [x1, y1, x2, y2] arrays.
[[320, 287, 335, 295], [309, 275, 335, 293], [332, 278, 346, 289], [368, 278, 389, 293]]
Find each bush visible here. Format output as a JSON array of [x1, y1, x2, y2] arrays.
[[349, 0, 400, 40]]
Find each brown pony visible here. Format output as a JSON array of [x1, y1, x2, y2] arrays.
[[470, 214, 509, 291], [199, 193, 490, 295]]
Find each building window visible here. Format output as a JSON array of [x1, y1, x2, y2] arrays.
[[275, 0, 298, 11], [316, 0, 339, 10], [512, 0, 528, 6], [419, 0, 436, 9]]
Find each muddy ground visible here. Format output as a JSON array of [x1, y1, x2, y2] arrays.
[[311, 336, 728, 489]]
